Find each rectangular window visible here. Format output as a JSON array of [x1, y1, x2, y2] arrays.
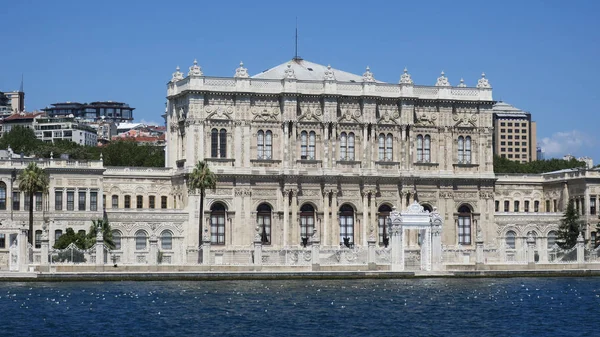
[[67, 191, 74, 211], [534, 201, 539, 212], [524, 200, 530, 212], [149, 196, 155, 209], [546, 200, 551, 212], [35, 192, 42, 211], [591, 198, 596, 215], [508, 135, 512, 139], [514, 200, 519, 212], [103, 194, 106, 210], [522, 142, 527, 146], [553, 200, 558, 212], [500, 122, 506, 126], [112, 195, 118, 209], [55, 229, 63, 241], [504, 201, 509, 212], [515, 148, 520, 152], [0, 233, 4, 249], [500, 129, 506, 133], [136, 195, 143, 209], [508, 154, 513, 158], [500, 141, 506, 145], [515, 129, 520, 133], [161, 196, 168, 209], [90, 191, 98, 211], [458, 216, 471, 245], [55, 190, 63, 210], [507, 123, 512, 127], [507, 129, 512, 133], [495, 200, 499, 212], [522, 148, 527, 152], [78, 191, 86, 211], [124, 195, 131, 209], [515, 135, 520, 140], [12, 192, 20, 211], [500, 135, 506, 139], [522, 136, 527, 140], [24, 193, 30, 211]]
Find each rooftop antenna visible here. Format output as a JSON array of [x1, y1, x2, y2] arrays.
[[293, 17, 301, 61]]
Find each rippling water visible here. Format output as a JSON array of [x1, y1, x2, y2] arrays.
[[0, 277, 598, 336]]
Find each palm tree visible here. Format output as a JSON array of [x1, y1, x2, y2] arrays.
[[188, 161, 217, 251], [87, 219, 115, 249], [17, 162, 49, 245]]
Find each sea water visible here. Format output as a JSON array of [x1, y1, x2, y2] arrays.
[[0, 277, 598, 336]]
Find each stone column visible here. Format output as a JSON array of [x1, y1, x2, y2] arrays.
[[18, 228, 28, 273], [323, 190, 329, 247], [283, 189, 289, 247], [362, 126, 368, 166], [475, 235, 484, 266], [149, 233, 158, 267], [526, 234, 536, 266], [291, 189, 298, 246], [369, 191, 376, 246], [311, 230, 320, 271], [254, 230, 263, 270], [421, 228, 431, 271], [234, 121, 242, 167], [96, 228, 104, 271], [577, 233, 585, 264], [431, 225, 442, 271], [390, 225, 404, 272], [362, 191, 368, 247], [331, 190, 338, 246], [323, 123, 329, 169], [40, 227, 49, 272], [367, 233, 377, 270], [539, 236, 549, 263], [283, 122, 289, 168], [202, 228, 211, 265]]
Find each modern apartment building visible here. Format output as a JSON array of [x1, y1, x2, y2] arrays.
[[42, 101, 135, 122], [492, 102, 537, 162]]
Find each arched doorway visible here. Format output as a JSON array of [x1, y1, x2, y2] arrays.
[[378, 204, 392, 247], [257, 203, 272, 245], [300, 204, 315, 247], [339, 204, 354, 248]]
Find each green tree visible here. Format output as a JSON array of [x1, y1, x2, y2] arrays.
[[188, 161, 217, 253], [557, 200, 581, 249], [53, 227, 87, 249], [0, 125, 43, 156], [494, 155, 586, 174], [102, 140, 164, 167], [17, 162, 50, 244], [86, 218, 115, 249]]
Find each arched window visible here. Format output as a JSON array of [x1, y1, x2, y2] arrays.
[[161, 230, 173, 250], [300, 204, 315, 245], [112, 230, 122, 250], [211, 128, 219, 157], [339, 132, 356, 161], [457, 205, 472, 245], [378, 204, 392, 247], [308, 131, 316, 160], [514, 200, 520, 212], [257, 130, 273, 160], [458, 136, 464, 163], [465, 136, 471, 163], [506, 231, 516, 249], [547, 231, 557, 249], [135, 230, 147, 250], [35, 230, 42, 249], [300, 131, 308, 159], [340, 132, 347, 160], [424, 135, 431, 162], [339, 204, 354, 247], [378, 133, 385, 160], [0, 181, 6, 210], [378, 133, 393, 161], [257, 130, 264, 159], [257, 203, 272, 244], [210, 203, 226, 245], [219, 129, 227, 158], [417, 134, 430, 162]]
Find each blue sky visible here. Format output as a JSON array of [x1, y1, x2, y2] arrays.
[[2, 0, 599, 162]]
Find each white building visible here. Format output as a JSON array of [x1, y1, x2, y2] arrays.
[[33, 117, 98, 147]]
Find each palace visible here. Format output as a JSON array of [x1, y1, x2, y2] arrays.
[[1, 58, 599, 271]]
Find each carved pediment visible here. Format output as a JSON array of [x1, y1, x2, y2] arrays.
[[415, 111, 437, 126], [251, 106, 280, 121], [453, 113, 477, 127], [299, 106, 322, 122], [378, 107, 400, 124], [205, 105, 233, 120], [338, 108, 361, 123]]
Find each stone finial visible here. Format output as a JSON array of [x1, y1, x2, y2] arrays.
[[362, 66, 375, 82], [284, 62, 296, 79], [323, 64, 336, 81], [100, 152, 103, 161], [458, 78, 466, 87], [399, 67, 413, 84], [435, 71, 450, 87], [171, 66, 184, 82], [188, 59, 203, 76], [234, 61, 249, 78], [50, 151, 54, 159], [476, 72, 491, 88]]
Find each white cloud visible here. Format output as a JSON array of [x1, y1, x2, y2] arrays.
[[138, 119, 162, 126], [539, 130, 595, 156]]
